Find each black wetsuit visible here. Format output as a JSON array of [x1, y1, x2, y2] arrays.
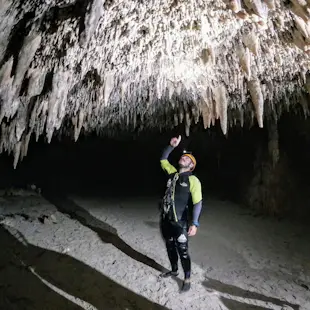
[[159, 145, 203, 280]]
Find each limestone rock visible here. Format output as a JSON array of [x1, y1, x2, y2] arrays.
[[0, 0, 310, 166]]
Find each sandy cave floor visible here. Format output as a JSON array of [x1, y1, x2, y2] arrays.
[[0, 189, 309, 310]]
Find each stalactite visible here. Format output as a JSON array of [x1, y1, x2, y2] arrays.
[[237, 46, 251, 79], [0, 0, 310, 165], [176, 83, 182, 96], [185, 112, 191, 137], [27, 68, 47, 98], [0, 57, 14, 124], [244, 0, 269, 19], [243, 32, 259, 56], [15, 104, 26, 141], [211, 104, 216, 126], [236, 10, 249, 20], [168, 81, 174, 99], [192, 105, 200, 124], [201, 104, 211, 129], [104, 72, 114, 107], [9, 119, 16, 147], [13, 141, 21, 169], [291, 1, 310, 22], [174, 113, 178, 126], [74, 109, 85, 141], [240, 108, 244, 127], [229, 0, 242, 13], [13, 33, 42, 95], [209, 46, 216, 66], [248, 79, 264, 128], [0, 57, 13, 86], [293, 13, 310, 39], [82, 0, 104, 47], [22, 132, 32, 159], [179, 109, 184, 124], [213, 85, 228, 135], [126, 111, 130, 128]]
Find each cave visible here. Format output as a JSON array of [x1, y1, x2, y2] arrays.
[[1, 0, 310, 309]]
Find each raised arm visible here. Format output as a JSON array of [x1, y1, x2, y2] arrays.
[[160, 136, 181, 175], [160, 145, 175, 161]]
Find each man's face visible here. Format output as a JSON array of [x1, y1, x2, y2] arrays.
[[178, 155, 193, 169]]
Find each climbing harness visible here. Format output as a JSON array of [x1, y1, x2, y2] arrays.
[[161, 173, 179, 222]]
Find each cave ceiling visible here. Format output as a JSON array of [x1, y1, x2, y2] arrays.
[[1, 0, 310, 167]]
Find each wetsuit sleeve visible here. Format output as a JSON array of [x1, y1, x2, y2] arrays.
[[160, 145, 177, 175], [192, 201, 202, 227], [189, 176, 203, 226]]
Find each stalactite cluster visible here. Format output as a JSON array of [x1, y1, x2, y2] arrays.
[[1, 0, 310, 167]]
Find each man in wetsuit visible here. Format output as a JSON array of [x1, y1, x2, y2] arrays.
[[159, 135, 203, 293]]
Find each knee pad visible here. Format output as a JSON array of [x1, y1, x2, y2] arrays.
[[177, 233, 187, 243], [177, 241, 189, 259]]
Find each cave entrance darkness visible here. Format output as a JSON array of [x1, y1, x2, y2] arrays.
[[1, 112, 310, 220], [0, 121, 256, 199]]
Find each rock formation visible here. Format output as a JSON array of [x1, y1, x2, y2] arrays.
[[1, 0, 310, 168]]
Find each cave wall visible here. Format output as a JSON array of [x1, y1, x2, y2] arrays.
[[244, 111, 310, 219]]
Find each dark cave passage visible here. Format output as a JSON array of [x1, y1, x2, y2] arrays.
[[1, 112, 310, 220], [1, 121, 254, 199]]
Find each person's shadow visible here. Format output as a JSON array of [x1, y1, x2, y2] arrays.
[[0, 224, 169, 310], [203, 277, 300, 310], [42, 189, 183, 290]]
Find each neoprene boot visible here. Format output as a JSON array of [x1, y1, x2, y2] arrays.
[[181, 278, 191, 292]]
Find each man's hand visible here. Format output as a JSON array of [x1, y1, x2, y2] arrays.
[[188, 225, 197, 236], [170, 135, 181, 148]]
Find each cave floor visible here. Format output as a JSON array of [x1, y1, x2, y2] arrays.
[[0, 190, 309, 310]]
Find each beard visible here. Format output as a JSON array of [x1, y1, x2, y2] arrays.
[[179, 162, 190, 169]]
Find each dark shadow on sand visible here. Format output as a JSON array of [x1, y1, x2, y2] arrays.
[[0, 224, 168, 310], [0, 226, 82, 310], [220, 296, 271, 310], [144, 221, 160, 229], [203, 277, 300, 310], [42, 189, 168, 274]]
